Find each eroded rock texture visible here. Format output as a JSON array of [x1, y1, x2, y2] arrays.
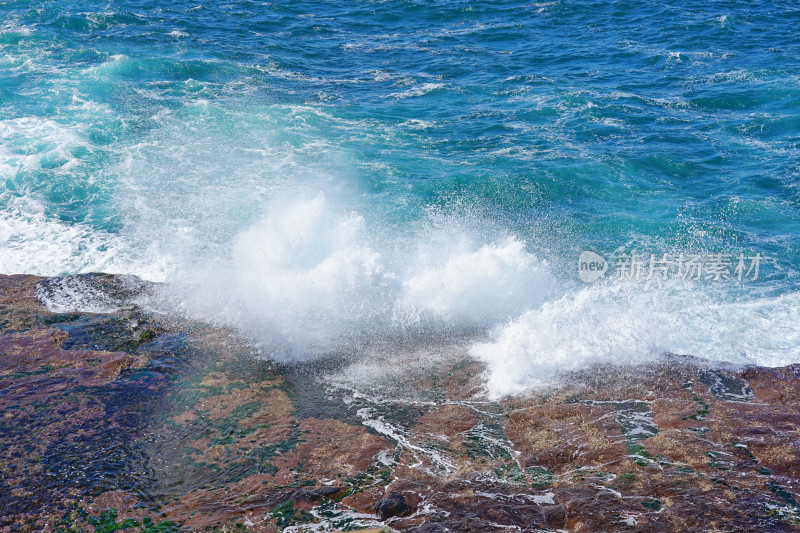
[[0, 274, 798, 532]]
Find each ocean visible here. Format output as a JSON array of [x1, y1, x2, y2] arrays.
[[2, 0, 799, 397]]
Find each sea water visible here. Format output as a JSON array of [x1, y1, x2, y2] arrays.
[[2, 0, 799, 397]]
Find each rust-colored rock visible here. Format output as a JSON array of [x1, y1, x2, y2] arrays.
[[1, 274, 800, 532]]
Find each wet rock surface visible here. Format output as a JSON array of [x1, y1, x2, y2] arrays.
[[1, 273, 799, 532]]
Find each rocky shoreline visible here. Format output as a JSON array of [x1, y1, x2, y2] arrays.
[[1, 273, 798, 532]]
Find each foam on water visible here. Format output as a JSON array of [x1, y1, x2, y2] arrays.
[[0, 117, 87, 175], [472, 280, 800, 398], [0, 194, 168, 278]]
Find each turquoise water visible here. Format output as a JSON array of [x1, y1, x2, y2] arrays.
[[2, 0, 799, 395]]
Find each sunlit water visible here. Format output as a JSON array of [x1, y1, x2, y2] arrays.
[[3, 0, 800, 396]]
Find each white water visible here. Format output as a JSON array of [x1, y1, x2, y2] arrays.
[[14, 182, 800, 399], [126, 188, 800, 399], [472, 279, 800, 398], [164, 192, 556, 360], [4, 105, 799, 398]]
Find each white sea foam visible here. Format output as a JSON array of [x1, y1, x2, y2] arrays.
[[471, 280, 800, 398], [37, 276, 127, 314], [156, 184, 800, 400], [0, 114, 169, 279], [0, 19, 34, 37], [394, 235, 553, 326], [0, 195, 171, 279], [0, 117, 87, 174], [388, 82, 445, 99], [95, 104, 556, 363], [165, 192, 554, 359]]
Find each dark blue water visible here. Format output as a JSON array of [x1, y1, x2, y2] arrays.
[[2, 0, 799, 394]]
